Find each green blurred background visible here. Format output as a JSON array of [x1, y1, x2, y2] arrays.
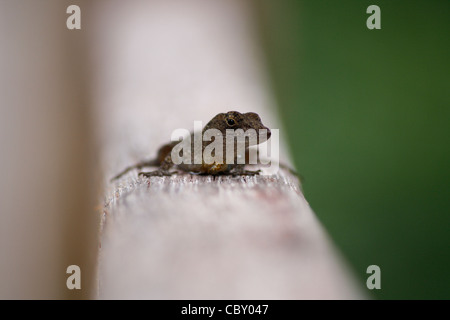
[[257, 0, 450, 299]]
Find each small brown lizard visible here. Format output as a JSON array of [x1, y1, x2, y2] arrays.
[[111, 111, 272, 180]]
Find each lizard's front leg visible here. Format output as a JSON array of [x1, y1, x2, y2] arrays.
[[229, 164, 261, 176]]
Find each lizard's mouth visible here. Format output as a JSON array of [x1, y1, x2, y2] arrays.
[[258, 126, 271, 143], [265, 128, 272, 140]]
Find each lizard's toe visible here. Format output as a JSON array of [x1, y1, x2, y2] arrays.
[[139, 170, 173, 177]]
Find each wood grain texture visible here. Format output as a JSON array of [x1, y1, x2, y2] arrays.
[[90, 0, 364, 299], [101, 172, 362, 299]]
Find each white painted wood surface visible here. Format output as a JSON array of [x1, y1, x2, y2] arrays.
[[91, 0, 363, 299]]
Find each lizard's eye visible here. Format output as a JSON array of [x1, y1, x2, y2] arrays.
[[226, 118, 236, 126]]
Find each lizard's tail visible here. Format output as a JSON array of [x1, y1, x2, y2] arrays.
[[110, 159, 159, 181]]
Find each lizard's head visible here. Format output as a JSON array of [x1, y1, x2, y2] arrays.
[[204, 111, 271, 145]]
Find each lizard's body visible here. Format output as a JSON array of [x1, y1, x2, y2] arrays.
[[112, 111, 271, 180]]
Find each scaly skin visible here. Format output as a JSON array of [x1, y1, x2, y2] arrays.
[[112, 111, 271, 180]]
